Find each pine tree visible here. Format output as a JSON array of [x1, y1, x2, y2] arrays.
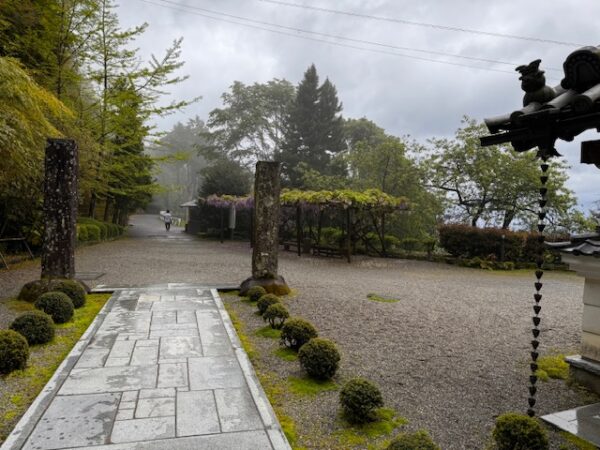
[[279, 64, 345, 187]]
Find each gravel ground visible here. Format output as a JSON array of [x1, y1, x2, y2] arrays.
[[0, 214, 597, 449]]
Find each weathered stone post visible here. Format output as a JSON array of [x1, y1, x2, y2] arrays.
[[240, 161, 290, 295], [41, 138, 78, 279]]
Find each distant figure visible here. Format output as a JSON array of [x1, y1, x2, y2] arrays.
[[164, 210, 172, 231]]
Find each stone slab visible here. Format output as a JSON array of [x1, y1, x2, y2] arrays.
[[59, 366, 158, 395], [188, 356, 245, 390], [130, 346, 158, 366], [583, 304, 600, 335], [135, 397, 175, 418], [214, 388, 263, 432], [111, 417, 175, 443], [542, 402, 600, 447], [160, 336, 202, 359], [157, 362, 188, 388], [176, 390, 220, 436], [23, 393, 119, 450]]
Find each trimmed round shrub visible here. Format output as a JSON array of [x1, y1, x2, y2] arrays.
[[280, 318, 318, 350], [340, 377, 384, 423], [247, 286, 267, 302], [35, 292, 74, 324], [263, 303, 289, 329], [86, 224, 101, 241], [257, 294, 281, 315], [298, 338, 340, 380], [17, 279, 50, 302], [0, 330, 29, 374], [492, 413, 548, 450], [49, 279, 86, 308], [10, 311, 55, 345], [77, 224, 89, 242], [387, 430, 440, 450]]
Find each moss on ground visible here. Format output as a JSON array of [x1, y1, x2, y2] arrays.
[[536, 354, 569, 382], [366, 293, 400, 303], [0, 293, 110, 444], [255, 325, 281, 339], [559, 431, 598, 450], [287, 375, 338, 396], [274, 347, 298, 361], [334, 408, 408, 448]]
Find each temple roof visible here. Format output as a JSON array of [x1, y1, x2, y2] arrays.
[[546, 230, 600, 257]]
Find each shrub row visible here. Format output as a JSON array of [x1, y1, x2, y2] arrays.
[[438, 224, 563, 263], [18, 279, 87, 308], [77, 218, 124, 243]]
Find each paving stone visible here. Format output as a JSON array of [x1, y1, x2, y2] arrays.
[[111, 417, 175, 443], [150, 328, 199, 338], [188, 356, 245, 390], [139, 387, 175, 399], [160, 336, 202, 359], [108, 340, 136, 359], [121, 391, 138, 402], [135, 397, 175, 418], [152, 301, 212, 311], [160, 294, 175, 301], [130, 346, 158, 366], [60, 430, 275, 450], [119, 401, 136, 410], [214, 388, 263, 432], [196, 310, 233, 356], [116, 409, 134, 420], [177, 310, 197, 324], [151, 322, 197, 331], [138, 294, 161, 302], [105, 357, 130, 367], [59, 365, 158, 395], [75, 347, 110, 369], [135, 302, 152, 312], [98, 311, 151, 334], [176, 390, 220, 436], [135, 339, 159, 347], [157, 362, 188, 388], [88, 333, 118, 350], [23, 393, 119, 449], [116, 333, 148, 341]]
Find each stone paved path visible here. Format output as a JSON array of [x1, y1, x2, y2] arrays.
[[2, 285, 290, 450]]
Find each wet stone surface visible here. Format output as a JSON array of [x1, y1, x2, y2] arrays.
[[9, 286, 289, 450]]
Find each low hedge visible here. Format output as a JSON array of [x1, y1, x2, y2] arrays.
[[298, 338, 341, 380], [35, 292, 74, 324], [340, 377, 384, 423], [0, 330, 29, 374], [49, 279, 86, 308], [281, 318, 318, 350], [77, 218, 123, 242], [10, 311, 55, 345], [492, 413, 548, 450]]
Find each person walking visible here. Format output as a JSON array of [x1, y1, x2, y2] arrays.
[[163, 210, 172, 231]]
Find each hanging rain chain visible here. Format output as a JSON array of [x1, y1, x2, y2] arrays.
[[527, 155, 550, 418]]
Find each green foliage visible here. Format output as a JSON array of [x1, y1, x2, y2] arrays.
[[48, 279, 86, 308], [298, 338, 341, 380], [0, 330, 29, 374], [280, 318, 318, 350], [34, 292, 74, 324], [281, 188, 408, 211], [535, 354, 569, 381], [255, 326, 281, 339], [335, 408, 408, 448], [9, 311, 55, 345], [288, 375, 338, 396], [367, 293, 400, 303], [340, 377, 384, 423], [263, 303, 289, 329], [77, 224, 89, 242], [387, 430, 440, 450], [257, 294, 281, 315], [17, 280, 50, 303], [200, 158, 251, 197], [492, 413, 549, 450], [274, 347, 298, 361], [247, 286, 267, 302], [86, 224, 101, 241]]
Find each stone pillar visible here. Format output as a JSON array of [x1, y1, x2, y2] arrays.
[[239, 161, 290, 295], [41, 138, 78, 279], [562, 255, 600, 394]]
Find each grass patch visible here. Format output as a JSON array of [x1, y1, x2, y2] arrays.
[[288, 375, 338, 396], [0, 293, 110, 444], [223, 303, 257, 361], [334, 407, 408, 448], [560, 431, 598, 450], [274, 347, 298, 361], [255, 325, 281, 339], [535, 354, 569, 381], [367, 293, 400, 303]]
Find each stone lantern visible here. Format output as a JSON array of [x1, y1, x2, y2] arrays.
[[547, 229, 600, 392]]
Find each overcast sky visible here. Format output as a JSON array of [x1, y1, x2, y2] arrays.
[[115, 0, 599, 210]]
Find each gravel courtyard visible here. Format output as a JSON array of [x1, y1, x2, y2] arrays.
[[0, 215, 595, 449]]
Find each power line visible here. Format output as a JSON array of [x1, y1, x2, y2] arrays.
[[259, 0, 585, 48], [139, 0, 558, 76]]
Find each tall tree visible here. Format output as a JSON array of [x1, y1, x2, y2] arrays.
[[203, 79, 294, 166], [279, 64, 346, 186]]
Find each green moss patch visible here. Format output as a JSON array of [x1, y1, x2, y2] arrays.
[[274, 347, 298, 361], [560, 431, 598, 450], [334, 408, 408, 448], [536, 354, 569, 381], [366, 293, 400, 303], [0, 294, 110, 443], [255, 325, 282, 339], [288, 375, 338, 397]]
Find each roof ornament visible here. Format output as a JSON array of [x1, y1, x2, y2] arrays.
[[516, 59, 556, 107]]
